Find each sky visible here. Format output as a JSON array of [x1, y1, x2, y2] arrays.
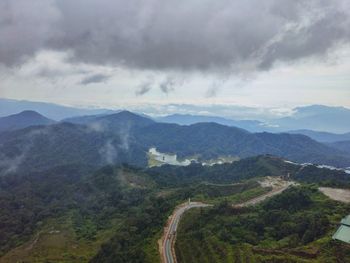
[[0, 0, 350, 112]]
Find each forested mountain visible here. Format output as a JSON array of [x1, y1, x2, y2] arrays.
[[0, 111, 349, 176], [0, 110, 55, 132], [1, 155, 349, 261], [0, 121, 148, 174], [137, 122, 350, 167], [64, 110, 153, 129]]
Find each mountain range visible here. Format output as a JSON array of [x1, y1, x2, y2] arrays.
[[0, 98, 114, 120], [1, 98, 350, 133], [155, 105, 350, 134], [0, 110, 350, 177], [270, 105, 350, 134], [155, 114, 266, 132]]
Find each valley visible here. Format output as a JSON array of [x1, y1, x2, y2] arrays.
[[0, 111, 350, 263]]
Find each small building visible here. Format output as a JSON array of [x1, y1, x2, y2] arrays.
[[333, 215, 350, 244]]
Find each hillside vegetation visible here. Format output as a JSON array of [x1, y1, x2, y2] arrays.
[[1, 111, 350, 176], [1, 155, 350, 262], [176, 186, 350, 263]]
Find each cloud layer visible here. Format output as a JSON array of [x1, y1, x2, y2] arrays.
[[1, 0, 350, 73], [80, 73, 110, 85]]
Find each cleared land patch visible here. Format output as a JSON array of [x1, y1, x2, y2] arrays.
[[319, 187, 350, 203]]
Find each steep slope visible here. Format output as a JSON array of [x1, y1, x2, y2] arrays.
[[0, 111, 55, 132], [0, 122, 147, 175], [0, 111, 155, 174]]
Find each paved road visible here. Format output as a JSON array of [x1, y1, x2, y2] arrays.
[[162, 202, 211, 263], [161, 178, 295, 263], [234, 180, 295, 208]]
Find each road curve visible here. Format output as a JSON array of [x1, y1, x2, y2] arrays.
[[160, 178, 295, 263], [161, 202, 211, 263]]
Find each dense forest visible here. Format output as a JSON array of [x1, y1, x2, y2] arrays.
[[0, 155, 350, 262], [1, 111, 350, 176], [176, 186, 350, 262]]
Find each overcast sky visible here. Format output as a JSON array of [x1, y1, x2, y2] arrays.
[[0, 0, 350, 111]]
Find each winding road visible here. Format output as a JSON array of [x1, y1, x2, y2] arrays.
[[160, 177, 295, 263]]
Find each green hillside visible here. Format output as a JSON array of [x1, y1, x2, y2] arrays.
[[176, 186, 350, 263], [1, 156, 350, 262]]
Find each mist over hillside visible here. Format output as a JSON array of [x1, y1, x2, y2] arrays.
[[0, 110, 349, 179]]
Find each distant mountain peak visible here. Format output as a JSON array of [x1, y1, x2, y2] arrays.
[[0, 110, 55, 132], [98, 110, 153, 122], [17, 110, 45, 116], [63, 110, 155, 131]]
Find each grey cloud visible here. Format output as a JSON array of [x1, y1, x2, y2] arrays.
[[159, 77, 176, 94], [135, 80, 153, 96], [0, 0, 61, 66], [1, 0, 350, 73], [80, 73, 110, 85], [36, 67, 88, 80]]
